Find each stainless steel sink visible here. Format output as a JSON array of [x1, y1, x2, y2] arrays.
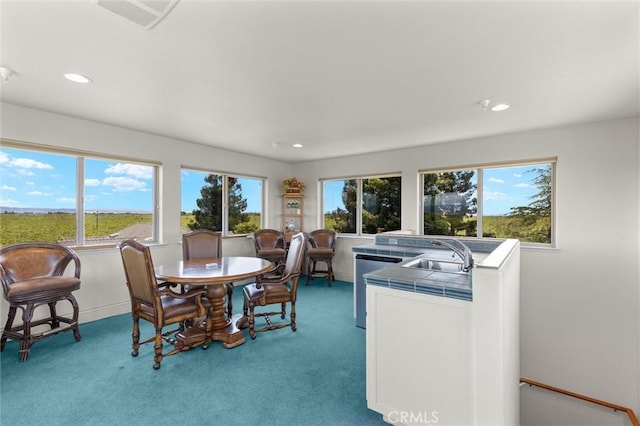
[[401, 258, 465, 273]]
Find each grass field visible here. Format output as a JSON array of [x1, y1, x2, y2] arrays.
[[1, 212, 260, 245], [1, 213, 152, 246]]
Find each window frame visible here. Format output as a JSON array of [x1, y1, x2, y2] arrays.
[[320, 173, 402, 236], [1, 139, 160, 249], [419, 158, 556, 247], [180, 166, 266, 237]]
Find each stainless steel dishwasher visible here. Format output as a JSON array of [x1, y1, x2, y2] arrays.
[[355, 254, 403, 328]]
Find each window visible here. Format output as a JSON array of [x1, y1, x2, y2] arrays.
[[482, 163, 553, 244], [181, 168, 263, 236], [423, 170, 478, 237], [0, 143, 158, 247], [421, 159, 555, 245], [322, 175, 401, 235]]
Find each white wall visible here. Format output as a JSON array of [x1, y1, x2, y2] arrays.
[[2, 102, 639, 425], [292, 117, 640, 426]]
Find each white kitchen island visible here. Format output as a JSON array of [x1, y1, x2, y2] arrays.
[[364, 237, 520, 426]]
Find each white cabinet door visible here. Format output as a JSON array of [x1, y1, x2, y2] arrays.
[[366, 285, 472, 425]]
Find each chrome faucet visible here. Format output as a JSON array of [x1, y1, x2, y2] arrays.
[[432, 239, 474, 272]]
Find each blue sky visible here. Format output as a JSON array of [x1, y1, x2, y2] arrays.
[[323, 180, 349, 213], [1, 147, 154, 212], [482, 165, 542, 215], [1, 147, 264, 213]]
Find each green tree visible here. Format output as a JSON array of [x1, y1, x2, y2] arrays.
[[423, 171, 477, 236], [325, 207, 355, 233], [508, 166, 551, 218], [190, 175, 252, 233], [325, 178, 401, 234], [362, 177, 401, 233], [506, 166, 552, 243], [191, 174, 223, 231], [227, 177, 250, 232], [324, 179, 357, 233]]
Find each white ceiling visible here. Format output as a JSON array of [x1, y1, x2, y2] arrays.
[[1, 0, 638, 162]]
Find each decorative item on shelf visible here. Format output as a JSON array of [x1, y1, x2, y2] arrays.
[[286, 220, 296, 232], [283, 177, 305, 194]]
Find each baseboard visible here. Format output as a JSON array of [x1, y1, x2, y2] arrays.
[[333, 272, 353, 283], [79, 302, 130, 324]]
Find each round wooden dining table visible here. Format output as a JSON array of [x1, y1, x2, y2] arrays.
[[155, 256, 273, 349]]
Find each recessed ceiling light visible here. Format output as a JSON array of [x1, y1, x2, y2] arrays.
[[0, 66, 15, 83], [64, 73, 92, 84], [292, 143, 303, 148], [478, 99, 509, 112], [491, 103, 510, 112]]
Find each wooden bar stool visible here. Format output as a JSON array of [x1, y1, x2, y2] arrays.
[[305, 229, 337, 287], [0, 242, 82, 361]]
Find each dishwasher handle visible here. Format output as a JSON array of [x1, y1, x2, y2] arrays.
[[355, 254, 403, 263]]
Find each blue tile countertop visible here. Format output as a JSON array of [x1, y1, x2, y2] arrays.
[[364, 264, 473, 301], [357, 234, 505, 302]]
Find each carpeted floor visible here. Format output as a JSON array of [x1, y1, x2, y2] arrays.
[[1, 279, 388, 426]]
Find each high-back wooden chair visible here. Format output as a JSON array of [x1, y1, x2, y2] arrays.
[[182, 229, 233, 316], [306, 229, 337, 287], [182, 229, 222, 260], [242, 232, 306, 339], [119, 239, 207, 370], [0, 242, 82, 361]]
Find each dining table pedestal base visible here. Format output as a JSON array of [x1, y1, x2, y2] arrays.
[[174, 313, 246, 350]]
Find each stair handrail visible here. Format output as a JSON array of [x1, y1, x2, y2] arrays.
[[520, 378, 639, 426]]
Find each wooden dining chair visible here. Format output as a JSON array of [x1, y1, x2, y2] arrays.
[[119, 239, 207, 370], [182, 229, 222, 260], [0, 242, 82, 361], [242, 232, 306, 339], [182, 229, 234, 316]]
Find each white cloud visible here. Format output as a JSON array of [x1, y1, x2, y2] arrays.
[[105, 163, 153, 179], [17, 169, 35, 177], [0, 152, 9, 164], [483, 189, 512, 201], [1, 185, 17, 191], [11, 158, 54, 170], [513, 173, 522, 178], [102, 176, 147, 192], [26, 190, 52, 196], [0, 197, 19, 205], [514, 183, 530, 188], [25, 181, 35, 186], [487, 177, 504, 184], [85, 178, 101, 187], [55, 197, 75, 204]]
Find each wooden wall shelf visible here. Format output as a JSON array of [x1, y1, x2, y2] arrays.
[[282, 193, 303, 242]]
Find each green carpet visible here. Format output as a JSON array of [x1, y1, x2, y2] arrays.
[[1, 279, 387, 426]]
